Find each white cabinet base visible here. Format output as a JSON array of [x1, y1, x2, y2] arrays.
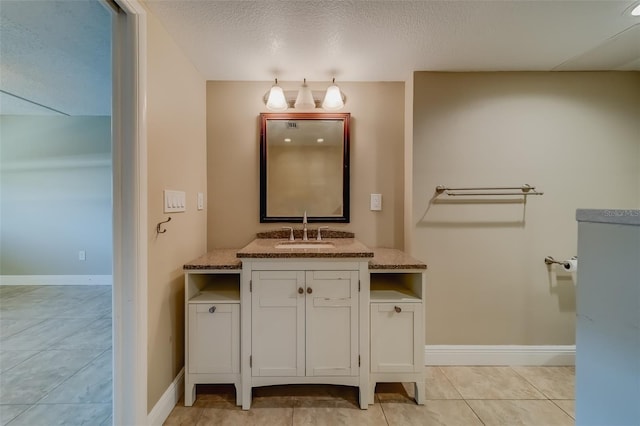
[[369, 373, 426, 405], [184, 375, 242, 407], [241, 259, 371, 410]]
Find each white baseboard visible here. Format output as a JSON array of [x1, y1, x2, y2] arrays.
[[0, 275, 112, 286], [425, 345, 575, 366], [148, 367, 185, 426]]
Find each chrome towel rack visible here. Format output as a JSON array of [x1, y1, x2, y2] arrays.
[[435, 184, 543, 197]]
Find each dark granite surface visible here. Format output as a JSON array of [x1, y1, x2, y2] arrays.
[[369, 248, 427, 270], [236, 238, 373, 259], [256, 229, 355, 239], [183, 249, 242, 270], [184, 246, 427, 270]]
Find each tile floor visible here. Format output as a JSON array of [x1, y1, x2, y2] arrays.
[[0, 285, 576, 425], [165, 366, 575, 425], [0, 285, 112, 426]]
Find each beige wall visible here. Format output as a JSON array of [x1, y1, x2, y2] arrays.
[[412, 72, 640, 345], [146, 11, 207, 411], [206, 81, 405, 249]]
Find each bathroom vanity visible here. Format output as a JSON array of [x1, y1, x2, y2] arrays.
[[183, 234, 426, 410]]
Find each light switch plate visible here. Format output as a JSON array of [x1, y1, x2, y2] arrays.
[[197, 192, 204, 210], [164, 190, 186, 213], [370, 193, 382, 211]]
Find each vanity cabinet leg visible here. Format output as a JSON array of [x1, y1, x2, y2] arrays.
[[234, 381, 242, 406], [359, 385, 369, 409], [369, 381, 376, 405], [414, 380, 425, 405], [241, 385, 252, 410], [184, 379, 196, 406]]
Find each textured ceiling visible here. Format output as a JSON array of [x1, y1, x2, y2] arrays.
[[0, 0, 638, 116], [146, 0, 640, 82], [0, 0, 111, 116]]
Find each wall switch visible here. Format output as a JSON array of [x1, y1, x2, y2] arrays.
[[370, 193, 382, 211], [197, 192, 204, 210], [78, 250, 86, 261], [164, 190, 186, 213]]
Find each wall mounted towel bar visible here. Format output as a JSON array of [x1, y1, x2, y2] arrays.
[[435, 184, 543, 196]]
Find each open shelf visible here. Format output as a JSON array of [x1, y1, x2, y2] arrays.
[[187, 273, 240, 303], [370, 272, 422, 302]]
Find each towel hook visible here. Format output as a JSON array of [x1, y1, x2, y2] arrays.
[[156, 217, 171, 235]]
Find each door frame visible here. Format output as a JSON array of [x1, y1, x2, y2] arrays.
[[109, 0, 148, 423]]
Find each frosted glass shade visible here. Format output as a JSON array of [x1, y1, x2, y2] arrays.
[[294, 84, 315, 109], [266, 85, 288, 111], [322, 84, 344, 110]]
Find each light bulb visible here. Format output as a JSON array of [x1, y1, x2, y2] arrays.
[[294, 79, 316, 109], [322, 79, 344, 110], [266, 79, 288, 111]]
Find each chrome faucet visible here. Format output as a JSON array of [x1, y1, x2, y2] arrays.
[[282, 226, 294, 241], [302, 211, 308, 241], [316, 226, 329, 241]]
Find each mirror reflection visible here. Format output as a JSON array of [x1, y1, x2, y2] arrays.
[[260, 113, 350, 223]]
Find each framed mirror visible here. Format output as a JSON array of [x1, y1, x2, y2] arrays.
[[260, 112, 350, 223]]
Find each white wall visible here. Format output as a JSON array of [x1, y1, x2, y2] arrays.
[[0, 115, 112, 276], [412, 72, 640, 345]]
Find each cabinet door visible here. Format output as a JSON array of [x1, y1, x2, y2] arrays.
[[188, 303, 239, 374], [305, 270, 359, 376], [251, 270, 305, 377], [371, 302, 422, 373]]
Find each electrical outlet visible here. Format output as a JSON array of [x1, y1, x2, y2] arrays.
[[78, 250, 86, 261], [370, 193, 382, 211]]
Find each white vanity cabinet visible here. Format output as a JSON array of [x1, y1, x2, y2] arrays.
[[251, 269, 359, 378], [369, 270, 426, 405], [184, 270, 242, 407], [240, 258, 371, 410], [183, 243, 428, 411]]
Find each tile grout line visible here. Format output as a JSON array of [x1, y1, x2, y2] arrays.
[[33, 347, 112, 405], [0, 286, 113, 425], [462, 398, 487, 426], [376, 394, 392, 426], [435, 366, 465, 399]]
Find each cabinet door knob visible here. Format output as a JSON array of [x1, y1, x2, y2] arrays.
[[209, 306, 216, 313], [394, 306, 402, 313], [307, 287, 313, 294], [298, 287, 304, 294]]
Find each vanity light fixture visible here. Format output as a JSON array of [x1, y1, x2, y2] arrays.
[[284, 138, 292, 143], [266, 78, 288, 111], [322, 78, 345, 111], [294, 79, 316, 109], [264, 78, 347, 110], [316, 138, 324, 143]]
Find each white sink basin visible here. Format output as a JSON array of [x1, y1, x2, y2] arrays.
[[275, 241, 335, 249]]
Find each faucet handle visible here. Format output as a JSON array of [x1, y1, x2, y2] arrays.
[[282, 226, 294, 241], [316, 226, 329, 241]]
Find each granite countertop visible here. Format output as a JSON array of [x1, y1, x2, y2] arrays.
[[369, 248, 427, 270], [184, 246, 427, 269], [236, 238, 374, 259], [576, 209, 640, 226], [183, 249, 242, 270]]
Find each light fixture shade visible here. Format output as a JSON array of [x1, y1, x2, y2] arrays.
[[294, 81, 315, 109], [322, 82, 344, 110], [266, 82, 288, 111]]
